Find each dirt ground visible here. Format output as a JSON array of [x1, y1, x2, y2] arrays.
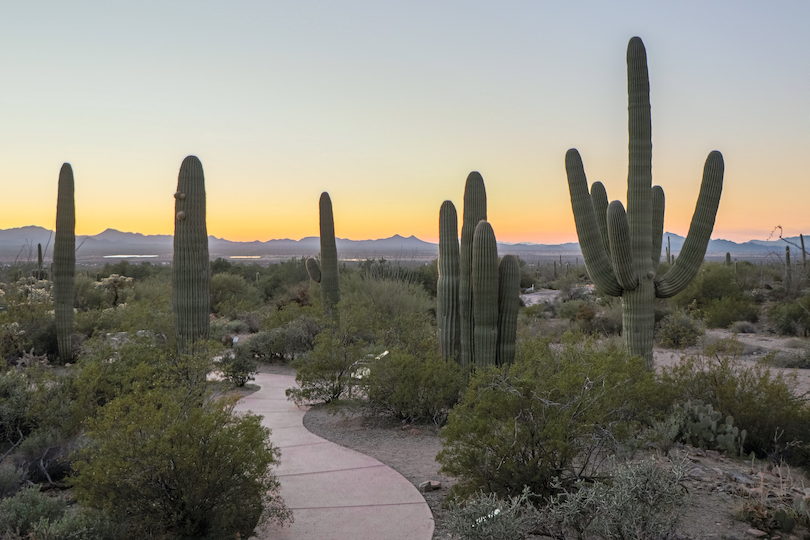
[[299, 326, 810, 540]]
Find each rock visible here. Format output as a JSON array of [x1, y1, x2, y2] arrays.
[[746, 529, 767, 538], [419, 480, 442, 492], [725, 470, 756, 485]]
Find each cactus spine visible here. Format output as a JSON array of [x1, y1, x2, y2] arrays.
[[459, 173, 487, 368], [318, 192, 340, 317], [566, 37, 724, 368], [438, 200, 460, 361], [472, 221, 498, 367], [173, 156, 210, 352], [54, 164, 75, 362], [497, 254, 520, 366]]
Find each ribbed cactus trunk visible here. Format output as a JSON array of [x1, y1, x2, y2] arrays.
[[566, 37, 724, 369], [34, 244, 45, 279], [306, 257, 322, 283], [438, 200, 460, 361], [54, 164, 75, 362], [497, 254, 520, 366], [173, 156, 210, 353], [472, 221, 498, 368], [459, 173, 486, 370], [319, 192, 340, 318], [725, 252, 732, 267]]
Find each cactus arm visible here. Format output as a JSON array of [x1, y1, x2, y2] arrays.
[[566, 149, 622, 296], [496, 254, 519, 366], [305, 257, 321, 283], [607, 200, 638, 291], [651, 186, 665, 272], [438, 200, 461, 361], [590, 181, 611, 259], [471, 220, 498, 369], [459, 172, 487, 368], [655, 151, 724, 298]]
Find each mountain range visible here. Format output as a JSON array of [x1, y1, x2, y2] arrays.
[[0, 226, 799, 265]]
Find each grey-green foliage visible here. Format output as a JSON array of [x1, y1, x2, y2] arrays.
[[445, 487, 538, 540], [675, 398, 747, 456], [540, 458, 689, 540], [0, 485, 66, 537]]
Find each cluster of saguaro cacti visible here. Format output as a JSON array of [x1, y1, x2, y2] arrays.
[[437, 172, 520, 369], [305, 192, 340, 318], [566, 37, 724, 369], [54, 164, 75, 362], [173, 156, 210, 352]]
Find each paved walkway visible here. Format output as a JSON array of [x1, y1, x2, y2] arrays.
[[235, 372, 435, 540]]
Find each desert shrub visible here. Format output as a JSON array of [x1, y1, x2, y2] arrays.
[[733, 320, 757, 333], [658, 352, 810, 460], [13, 428, 75, 484], [556, 299, 587, 322], [71, 388, 291, 539], [521, 303, 548, 320], [74, 275, 107, 311], [234, 310, 262, 333], [670, 263, 738, 310], [286, 332, 368, 405], [656, 310, 704, 348], [243, 316, 322, 363], [0, 485, 66, 537], [767, 295, 810, 336], [437, 333, 656, 500], [581, 299, 623, 336], [539, 458, 688, 540], [445, 487, 538, 540], [0, 462, 25, 498], [14, 507, 124, 540], [220, 348, 258, 387], [210, 273, 260, 317], [365, 350, 464, 425], [703, 296, 759, 328], [551, 273, 591, 301]]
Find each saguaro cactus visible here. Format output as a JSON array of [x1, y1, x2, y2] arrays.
[[33, 244, 46, 280], [306, 257, 322, 283], [472, 221, 498, 368], [438, 200, 460, 361], [459, 173, 487, 368], [318, 192, 340, 317], [496, 254, 520, 366], [566, 37, 724, 368], [785, 246, 792, 294], [173, 156, 210, 352], [54, 163, 75, 362]]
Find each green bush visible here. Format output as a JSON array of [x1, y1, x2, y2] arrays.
[[71, 389, 291, 539], [437, 333, 656, 500], [220, 348, 258, 387], [0, 461, 24, 498], [286, 332, 367, 405], [209, 273, 260, 317], [659, 351, 810, 460], [445, 487, 538, 540], [656, 310, 704, 348], [703, 296, 759, 328], [365, 349, 463, 425], [0, 485, 66, 537], [539, 458, 688, 540], [768, 295, 810, 336]]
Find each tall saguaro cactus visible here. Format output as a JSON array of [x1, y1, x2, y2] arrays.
[[566, 37, 724, 368], [497, 254, 520, 366], [438, 200, 460, 361], [54, 163, 75, 362], [459, 173, 487, 368], [318, 192, 340, 317], [472, 221, 498, 368], [173, 156, 210, 352]]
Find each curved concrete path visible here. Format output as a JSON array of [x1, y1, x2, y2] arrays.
[[235, 372, 435, 540]]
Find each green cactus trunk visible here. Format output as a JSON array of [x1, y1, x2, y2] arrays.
[[785, 246, 792, 294], [54, 164, 75, 362], [566, 37, 724, 368], [472, 221, 498, 368], [306, 257, 322, 283], [173, 156, 210, 352], [319, 192, 340, 317], [33, 244, 45, 280], [438, 200, 460, 361], [496, 254, 520, 366], [459, 172, 486, 370], [725, 252, 732, 267]]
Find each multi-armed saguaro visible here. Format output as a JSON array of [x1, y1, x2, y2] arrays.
[[173, 155, 210, 352], [438, 173, 520, 369], [566, 37, 724, 369], [54, 163, 75, 362]]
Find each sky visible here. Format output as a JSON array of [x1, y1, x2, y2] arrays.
[[0, 1, 807, 244]]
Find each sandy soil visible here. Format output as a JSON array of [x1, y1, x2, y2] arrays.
[[299, 328, 810, 539]]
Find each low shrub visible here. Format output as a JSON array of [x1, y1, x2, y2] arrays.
[[286, 332, 368, 405], [220, 348, 258, 387], [0, 485, 66, 537], [732, 320, 757, 333], [437, 333, 656, 500], [365, 350, 463, 425], [703, 296, 759, 329], [656, 310, 704, 349], [445, 487, 538, 540]]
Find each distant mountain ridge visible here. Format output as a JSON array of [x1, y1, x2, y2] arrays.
[[0, 226, 799, 264]]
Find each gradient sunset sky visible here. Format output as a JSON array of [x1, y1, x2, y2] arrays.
[[1, 1, 807, 244]]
